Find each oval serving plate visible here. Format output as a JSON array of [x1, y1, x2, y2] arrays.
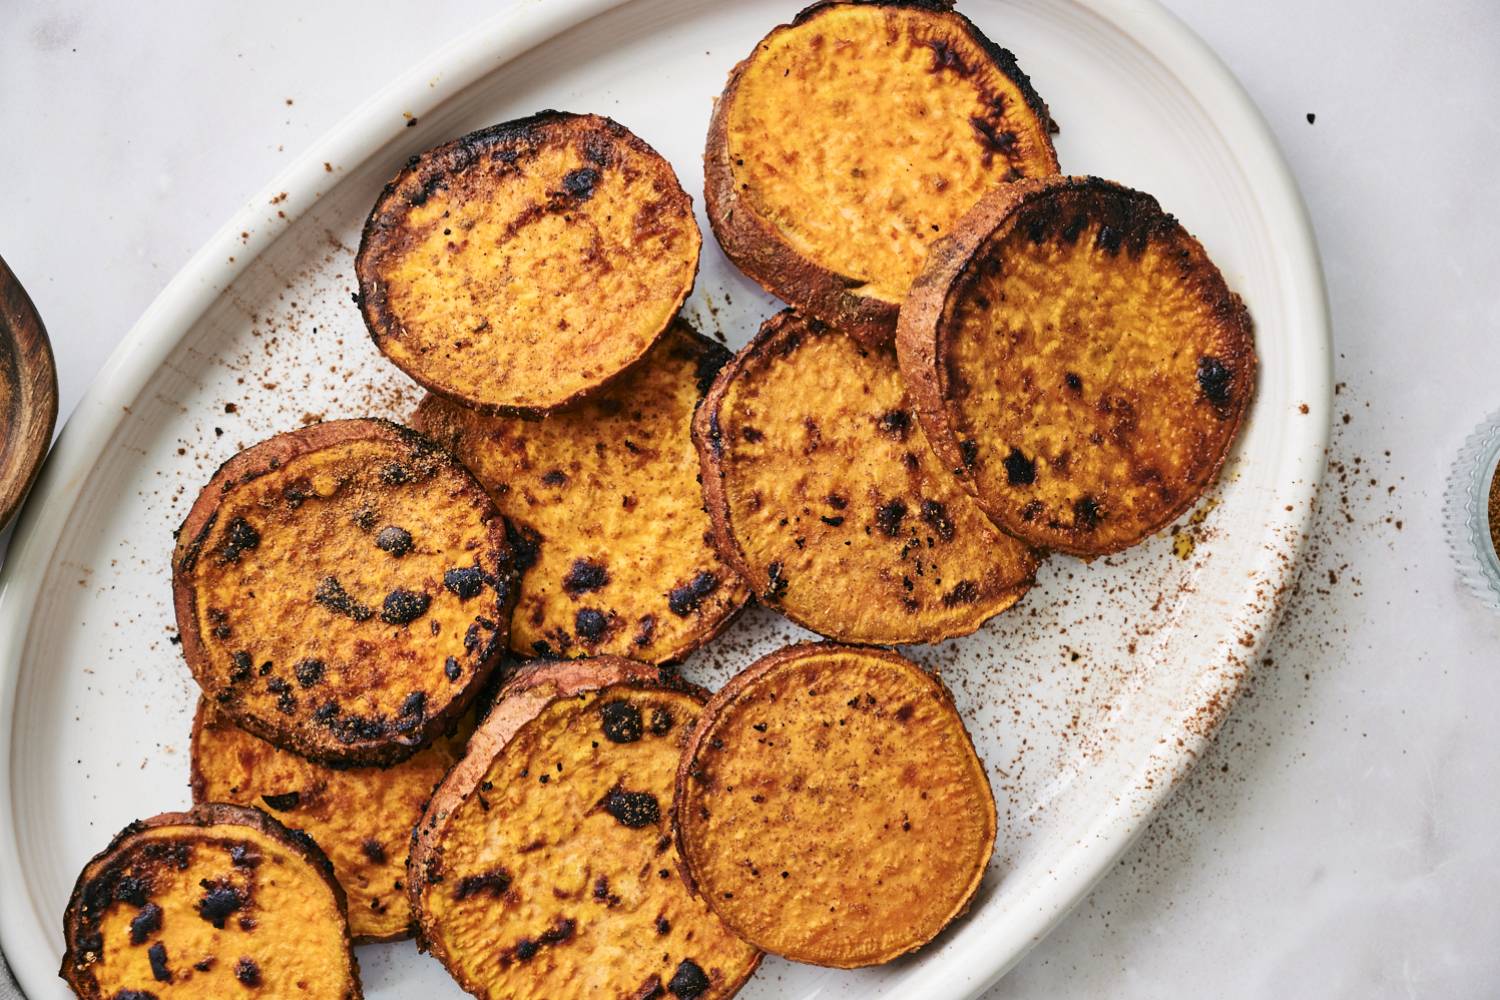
[[0, 1, 1330, 998]]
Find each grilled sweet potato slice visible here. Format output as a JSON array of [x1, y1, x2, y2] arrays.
[[693, 310, 1038, 644], [409, 657, 760, 999], [674, 643, 995, 968], [172, 418, 515, 767], [60, 803, 361, 999], [898, 176, 1256, 556], [705, 0, 1058, 346], [190, 699, 474, 942], [357, 111, 701, 413], [413, 319, 751, 665]]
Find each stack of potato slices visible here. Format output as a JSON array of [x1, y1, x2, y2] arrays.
[[60, 3, 1255, 998]]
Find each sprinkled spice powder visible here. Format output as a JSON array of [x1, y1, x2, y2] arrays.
[[1489, 465, 1500, 559]]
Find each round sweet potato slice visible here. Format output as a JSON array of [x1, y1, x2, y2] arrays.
[[692, 310, 1038, 645], [190, 699, 474, 943], [356, 111, 701, 413], [60, 803, 362, 999], [409, 657, 760, 999], [412, 320, 751, 665], [172, 418, 515, 767], [897, 176, 1257, 556], [674, 643, 996, 968], [705, 0, 1058, 346]]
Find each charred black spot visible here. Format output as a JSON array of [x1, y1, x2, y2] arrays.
[[147, 941, 171, 982], [1020, 499, 1044, 522], [266, 677, 290, 695], [218, 517, 260, 564], [926, 38, 968, 75], [668, 571, 719, 616], [196, 880, 246, 928], [562, 558, 609, 595], [919, 499, 955, 541], [112, 992, 158, 1000], [129, 903, 163, 945], [115, 876, 149, 908], [1065, 372, 1083, 393], [400, 691, 427, 725], [381, 588, 431, 625], [234, 957, 261, 987], [506, 521, 542, 572], [379, 462, 410, 485], [1062, 215, 1087, 244], [314, 576, 372, 621], [602, 787, 660, 828], [969, 117, 1017, 161], [819, 514, 844, 527], [656, 915, 672, 935], [575, 608, 607, 642], [294, 658, 324, 688], [444, 656, 462, 681], [1095, 224, 1123, 254], [229, 844, 260, 869], [515, 939, 539, 962], [601, 700, 643, 744], [281, 478, 313, 509], [694, 341, 732, 395], [540, 469, 568, 486], [1197, 355, 1234, 407], [634, 614, 657, 647], [361, 839, 387, 864], [875, 499, 909, 537], [763, 561, 788, 601], [561, 167, 600, 199], [876, 409, 911, 439], [668, 958, 712, 999], [1074, 495, 1103, 530], [707, 411, 724, 457], [959, 439, 979, 469], [740, 426, 764, 443], [649, 706, 673, 736], [455, 869, 511, 900], [444, 566, 487, 600], [1003, 448, 1036, 486], [375, 525, 413, 556], [352, 508, 377, 531], [942, 581, 980, 606], [826, 493, 848, 510], [261, 791, 300, 812]]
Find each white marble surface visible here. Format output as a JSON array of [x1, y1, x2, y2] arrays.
[[2, 1, 1498, 997]]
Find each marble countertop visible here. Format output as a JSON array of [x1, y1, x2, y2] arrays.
[[3, 1, 1498, 996]]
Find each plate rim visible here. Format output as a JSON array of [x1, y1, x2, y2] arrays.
[[0, 1, 1332, 996]]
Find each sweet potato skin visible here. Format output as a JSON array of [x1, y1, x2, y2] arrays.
[[172, 418, 515, 767], [60, 803, 362, 1000], [705, 0, 1058, 347], [412, 320, 750, 666], [357, 111, 701, 414], [693, 310, 1039, 645], [673, 642, 996, 968], [408, 657, 760, 1000], [898, 175, 1256, 556]]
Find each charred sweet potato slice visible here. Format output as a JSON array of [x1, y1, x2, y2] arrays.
[[172, 418, 515, 767], [413, 320, 750, 666], [190, 700, 473, 943], [898, 176, 1256, 556], [693, 310, 1038, 644], [60, 803, 362, 1000], [706, 0, 1058, 345], [357, 111, 701, 413], [674, 643, 996, 968], [409, 658, 760, 999]]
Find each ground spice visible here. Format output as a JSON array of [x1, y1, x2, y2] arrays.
[[1489, 464, 1500, 559]]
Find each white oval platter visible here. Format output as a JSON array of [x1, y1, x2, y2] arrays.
[[0, 0, 1330, 997]]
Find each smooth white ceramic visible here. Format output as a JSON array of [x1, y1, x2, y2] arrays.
[[0, 1, 1329, 997]]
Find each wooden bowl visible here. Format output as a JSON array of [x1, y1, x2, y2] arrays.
[[0, 254, 58, 533]]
